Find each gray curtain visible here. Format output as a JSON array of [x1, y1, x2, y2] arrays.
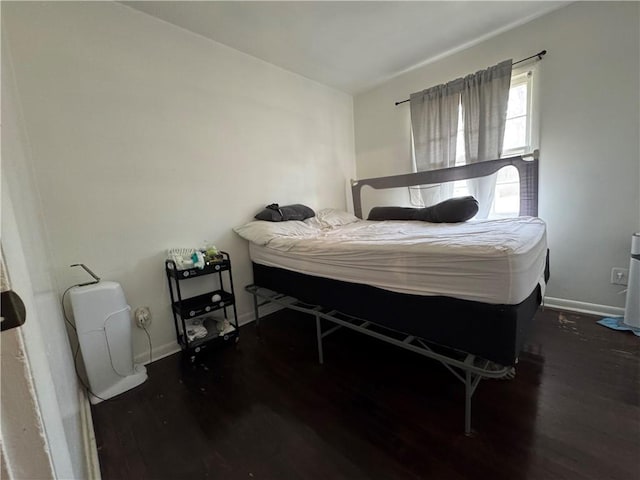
[[410, 80, 463, 171], [409, 79, 462, 205], [410, 59, 512, 216], [462, 60, 513, 218]]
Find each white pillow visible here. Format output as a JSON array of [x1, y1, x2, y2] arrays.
[[233, 220, 319, 246], [313, 208, 361, 227]]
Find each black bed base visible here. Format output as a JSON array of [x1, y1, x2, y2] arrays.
[[252, 263, 543, 366]]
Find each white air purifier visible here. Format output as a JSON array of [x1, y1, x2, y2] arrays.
[[70, 281, 147, 404], [623, 232, 640, 329]]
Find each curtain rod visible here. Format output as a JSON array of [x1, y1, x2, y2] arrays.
[[394, 49, 547, 106]]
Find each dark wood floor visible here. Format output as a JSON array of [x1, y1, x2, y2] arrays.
[[92, 308, 640, 480]]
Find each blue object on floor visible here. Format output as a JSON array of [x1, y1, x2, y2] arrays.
[[597, 317, 640, 337]]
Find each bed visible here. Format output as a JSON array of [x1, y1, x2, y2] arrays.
[[237, 153, 548, 434]]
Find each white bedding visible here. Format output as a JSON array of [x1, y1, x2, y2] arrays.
[[235, 211, 547, 305]]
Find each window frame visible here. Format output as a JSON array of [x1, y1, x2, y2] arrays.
[[501, 65, 538, 158]]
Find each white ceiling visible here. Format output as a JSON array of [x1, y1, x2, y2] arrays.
[[123, 1, 568, 94]]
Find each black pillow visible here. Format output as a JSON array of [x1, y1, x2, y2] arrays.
[[254, 203, 316, 222], [417, 196, 479, 222], [367, 206, 418, 221], [368, 196, 479, 223]]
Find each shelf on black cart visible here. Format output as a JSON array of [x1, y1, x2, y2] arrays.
[[166, 260, 231, 279], [172, 290, 234, 318], [180, 324, 237, 349]]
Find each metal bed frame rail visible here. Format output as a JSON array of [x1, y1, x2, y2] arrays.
[[246, 284, 511, 435]]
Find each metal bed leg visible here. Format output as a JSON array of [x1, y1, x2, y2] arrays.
[[464, 371, 475, 437], [252, 290, 261, 335], [315, 314, 324, 365], [465, 371, 472, 435]]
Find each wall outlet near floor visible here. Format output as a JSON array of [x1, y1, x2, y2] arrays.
[[134, 307, 152, 328], [610, 268, 629, 286]]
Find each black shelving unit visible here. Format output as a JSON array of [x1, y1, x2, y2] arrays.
[[165, 251, 239, 362]]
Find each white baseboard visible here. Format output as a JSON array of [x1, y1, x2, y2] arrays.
[[135, 340, 181, 365], [544, 296, 624, 318], [79, 388, 101, 480], [134, 303, 283, 365]]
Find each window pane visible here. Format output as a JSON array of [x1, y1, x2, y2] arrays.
[[503, 116, 527, 151], [455, 129, 465, 165], [494, 183, 520, 214], [453, 180, 469, 197], [455, 103, 465, 166], [507, 84, 527, 118], [492, 166, 520, 217], [497, 165, 519, 184]]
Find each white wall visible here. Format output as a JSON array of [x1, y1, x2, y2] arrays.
[[1, 28, 88, 478], [354, 1, 640, 312], [3, 1, 355, 360]]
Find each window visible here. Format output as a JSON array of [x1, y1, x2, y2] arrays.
[[414, 67, 538, 217]]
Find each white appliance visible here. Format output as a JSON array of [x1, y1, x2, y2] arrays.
[[70, 281, 147, 404], [623, 232, 640, 329]]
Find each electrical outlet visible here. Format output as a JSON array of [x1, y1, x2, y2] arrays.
[[611, 268, 629, 286], [134, 307, 152, 328]]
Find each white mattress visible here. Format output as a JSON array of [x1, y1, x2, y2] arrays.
[[244, 216, 548, 305]]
